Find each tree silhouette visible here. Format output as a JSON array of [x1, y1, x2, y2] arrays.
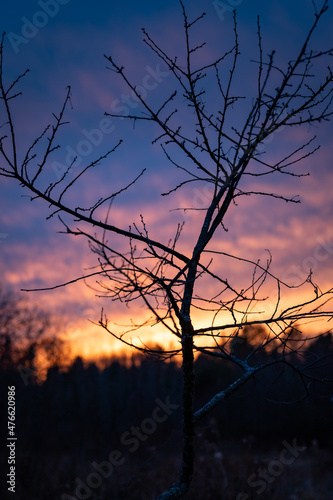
[[1, 1, 333, 497], [0, 286, 69, 380]]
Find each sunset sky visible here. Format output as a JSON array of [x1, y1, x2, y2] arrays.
[[1, 0, 332, 361]]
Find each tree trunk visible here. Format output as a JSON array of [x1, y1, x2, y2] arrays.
[[180, 327, 195, 488], [155, 322, 195, 500]]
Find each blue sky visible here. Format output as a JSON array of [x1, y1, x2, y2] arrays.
[[1, 0, 332, 358]]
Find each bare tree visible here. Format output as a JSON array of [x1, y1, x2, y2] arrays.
[[1, 1, 333, 497], [0, 285, 68, 380]]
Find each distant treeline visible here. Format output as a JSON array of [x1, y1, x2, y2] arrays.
[[1, 327, 333, 499], [1, 328, 333, 450]]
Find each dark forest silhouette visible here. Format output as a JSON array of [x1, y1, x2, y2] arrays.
[[1, 311, 332, 499]]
